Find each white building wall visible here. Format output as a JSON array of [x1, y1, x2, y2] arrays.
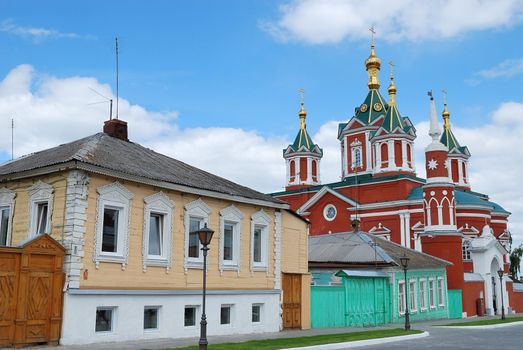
[[60, 290, 280, 345]]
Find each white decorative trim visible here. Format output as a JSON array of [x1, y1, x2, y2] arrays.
[[274, 211, 282, 290], [0, 188, 16, 246], [184, 198, 212, 271], [219, 205, 243, 275], [28, 180, 54, 238], [93, 182, 133, 270], [298, 186, 357, 214], [323, 204, 337, 221], [142, 192, 175, 273], [63, 170, 90, 289], [251, 210, 271, 273]]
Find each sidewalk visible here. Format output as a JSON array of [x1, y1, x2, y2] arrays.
[[12, 314, 522, 350]]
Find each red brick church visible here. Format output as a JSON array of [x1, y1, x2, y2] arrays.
[[271, 40, 523, 317]]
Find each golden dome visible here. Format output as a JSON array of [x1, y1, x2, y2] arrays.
[[299, 103, 307, 129], [365, 44, 381, 90], [442, 90, 451, 130]]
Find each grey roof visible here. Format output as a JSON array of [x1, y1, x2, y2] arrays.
[[309, 231, 451, 269], [464, 272, 484, 282], [0, 133, 284, 206]]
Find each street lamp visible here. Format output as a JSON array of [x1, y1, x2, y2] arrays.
[[192, 223, 215, 350], [497, 269, 505, 320], [399, 254, 411, 330]]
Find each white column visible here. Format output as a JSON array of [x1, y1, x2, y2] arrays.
[[307, 157, 312, 184], [388, 140, 395, 169], [410, 142, 416, 171], [343, 137, 348, 177], [458, 159, 464, 185], [316, 158, 321, 184], [404, 212, 411, 248], [285, 159, 290, 185], [365, 131, 372, 172], [437, 204, 443, 226], [375, 143, 381, 171], [295, 157, 301, 184], [399, 213, 406, 247], [401, 140, 408, 170]]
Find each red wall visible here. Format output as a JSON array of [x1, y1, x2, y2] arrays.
[[421, 235, 464, 291], [463, 281, 485, 317], [507, 282, 523, 313]]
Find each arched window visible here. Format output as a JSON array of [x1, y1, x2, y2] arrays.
[[353, 148, 361, 168], [380, 143, 388, 167], [462, 240, 472, 260], [289, 160, 296, 182]]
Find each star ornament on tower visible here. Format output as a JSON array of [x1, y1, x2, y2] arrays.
[[444, 159, 451, 169], [427, 159, 438, 170]]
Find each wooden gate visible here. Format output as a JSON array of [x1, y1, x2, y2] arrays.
[[0, 234, 64, 347], [282, 273, 302, 329]]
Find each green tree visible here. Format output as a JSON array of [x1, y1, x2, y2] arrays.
[[509, 244, 523, 280]]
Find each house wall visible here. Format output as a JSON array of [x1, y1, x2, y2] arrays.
[[463, 281, 485, 316], [391, 269, 449, 323], [2, 173, 68, 246], [507, 282, 523, 313]]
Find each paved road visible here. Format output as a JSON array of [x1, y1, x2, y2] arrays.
[[357, 323, 523, 350]]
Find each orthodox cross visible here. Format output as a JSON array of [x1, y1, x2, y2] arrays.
[[299, 88, 305, 105], [442, 89, 448, 105], [369, 26, 376, 46], [389, 61, 395, 79]]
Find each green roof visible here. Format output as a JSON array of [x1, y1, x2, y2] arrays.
[[286, 127, 322, 156], [440, 127, 468, 155], [354, 89, 388, 125], [380, 104, 405, 133]]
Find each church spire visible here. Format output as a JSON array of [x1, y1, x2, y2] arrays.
[[299, 88, 306, 130], [365, 27, 381, 90], [442, 89, 451, 131], [387, 61, 397, 106]]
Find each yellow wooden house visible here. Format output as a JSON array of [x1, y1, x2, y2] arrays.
[[0, 118, 310, 345]]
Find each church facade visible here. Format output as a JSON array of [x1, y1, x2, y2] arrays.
[[271, 40, 522, 318]]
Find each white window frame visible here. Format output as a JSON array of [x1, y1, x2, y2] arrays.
[[398, 280, 406, 315], [142, 192, 174, 272], [184, 199, 212, 270], [219, 205, 243, 273], [184, 305, 200, 328], [0, 188, 15, 246], [220, 304, 234, 326], [143, 305, 161, 331], [95, 306, 116, 334], [419, 278, 427, 311], [350, 139, 363, 169], [93, 182, 133, 269], [409, 279, 418, 313], [251, 210, 271, 271], [323, 204, 337, 221], [462, 239, 472, 260], [252, 303, 263, 324], [429, 278, 436, 309], [437, 277, 445, 307], [28, 181, 53, 238]]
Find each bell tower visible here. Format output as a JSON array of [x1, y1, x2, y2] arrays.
[[283, 90, 323, 191]]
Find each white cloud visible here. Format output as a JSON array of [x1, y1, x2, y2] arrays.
[[261, 0, 523, 44], [477, 59, 523, 79], [0, 19, 94, 41], [0, 65, 521, 246]]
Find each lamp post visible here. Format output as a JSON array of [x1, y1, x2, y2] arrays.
[[399, 254, 411, 330], [192, 223, 214, 350], [497, 269, 505, 320]]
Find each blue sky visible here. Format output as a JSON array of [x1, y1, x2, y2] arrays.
[[1, 0, 523, 242]]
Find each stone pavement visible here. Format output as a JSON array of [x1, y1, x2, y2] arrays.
[[6, 315, 521, 350]]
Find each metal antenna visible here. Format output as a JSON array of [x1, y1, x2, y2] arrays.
[[88, 87, 113, 120], [11, 118, 14, 160], [115, 37, 119, 120]]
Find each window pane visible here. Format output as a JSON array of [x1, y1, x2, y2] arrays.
[[102, 208, 119, 253], [224, 223, 234, 261], [253, 227, 262, 263], [188, 218, 201, 258], [409, 282, 416, 310], [220, 306, 231, 325], [0, 208, 9, 246], [95, 309, 113, 332], [37, 203, 48, 235], [252, 305, 260, 323], [184, 307, 196, 326], [148, 214, 163, 256], [144, 308, 158, 329]]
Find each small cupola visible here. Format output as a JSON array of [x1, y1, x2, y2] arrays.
[[103, 118, 128, 141]]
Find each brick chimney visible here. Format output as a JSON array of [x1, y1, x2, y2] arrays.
[[103, 119, 128, 141]]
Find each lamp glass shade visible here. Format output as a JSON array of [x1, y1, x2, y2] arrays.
[[497, 269, 504, 278], [399, 255, 410, 269], [196, 224, 214, 246]]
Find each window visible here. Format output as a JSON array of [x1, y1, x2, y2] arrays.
[[223, 223, 234, 260], [28, 181, 53, 238], [184, 306, 198, 327], [95, 307, 115, 332], [220, 305, 232, 325], [437, 278, 445, 306], [143, 192, 174, 271], [398, 281, 406, 314], [420, 279, 427, 310], [323, 204, 337, 221], [0, 207, 10, 246], [251, 210, 271, 270], [252, 304, 262, 323], [462, 240, 472, 260], [429, 279, 436, 308], [350, 139, 363, 170], [184, 199, 212, 269], [144, 307, 159, 330], [94, 182, 133, 268], [102, 207, 121, 253], [409, 280, 417, 312], [0, 188, 15, 246]]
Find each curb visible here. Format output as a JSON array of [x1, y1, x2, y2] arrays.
[[281, 331, 430, 350], [437, 320, 523, 330]]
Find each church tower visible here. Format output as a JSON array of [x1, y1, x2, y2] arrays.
[[370, 63, 416, 176], [283, 94, 323, 191], [420, 92, 464, 296], [439, 92, 471, 189]]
